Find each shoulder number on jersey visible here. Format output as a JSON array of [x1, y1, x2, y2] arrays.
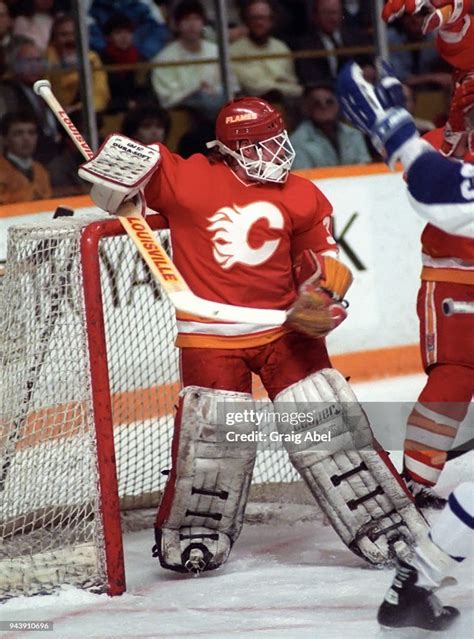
[[460, 163, 474, 201]]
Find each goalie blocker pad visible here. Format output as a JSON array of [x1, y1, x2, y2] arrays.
[[78, 134, 161, 213], [153, 386, 257, 574], [273, 368, 428, 566]]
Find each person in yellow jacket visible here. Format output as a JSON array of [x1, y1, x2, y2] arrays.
[[47, 13, 110, 115], [0, 112, 52, 203]]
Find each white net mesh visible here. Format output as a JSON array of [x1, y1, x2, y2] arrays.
[[0, 220, 106, 598], [0, 214, 300, 599]]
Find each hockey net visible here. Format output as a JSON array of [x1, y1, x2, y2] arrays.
[[0, 214, 301, 599]]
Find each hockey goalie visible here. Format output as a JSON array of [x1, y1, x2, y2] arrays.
[[79, 95, 429, 576]]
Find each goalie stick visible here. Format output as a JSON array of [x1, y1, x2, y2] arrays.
[[446, 437, 474, 461], [0, 207, 74, 492], [32, 80, 287, 327]]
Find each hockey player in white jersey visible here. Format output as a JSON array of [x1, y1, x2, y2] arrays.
[[378, 481, 474, 630], [337, 61, 474, 510], [336, 61, 474, 237], [312, 92, 461, 597]]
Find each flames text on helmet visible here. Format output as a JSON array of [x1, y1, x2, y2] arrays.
[[207, 96, 296, 183]]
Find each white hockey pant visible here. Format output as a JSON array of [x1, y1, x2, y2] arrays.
[[153, 386, 257, 574], [273, 368, 428, 565]]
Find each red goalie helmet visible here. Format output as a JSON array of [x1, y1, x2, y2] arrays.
[[215, 97, 285, 148], [210, 97, 295, 183]]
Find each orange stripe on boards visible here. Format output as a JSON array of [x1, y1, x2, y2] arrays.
[[332, 343, 422, 382], [111, 382, 180, 422], [1, 164, 400, 220], [0, 195, 93, 218], [293, 162, 401, 181], [18, 401, 89, 449], [251, 344, 423, 397], [15, 384, 181, 449], [14, 344, 423, 447]]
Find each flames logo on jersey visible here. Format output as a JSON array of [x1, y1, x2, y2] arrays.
[[207, 202, 284, 269]]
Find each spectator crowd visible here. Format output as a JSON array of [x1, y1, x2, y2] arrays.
[[0, 0, 451, 203]]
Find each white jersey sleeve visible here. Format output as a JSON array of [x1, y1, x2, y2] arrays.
[[404, 146, 474, 238]]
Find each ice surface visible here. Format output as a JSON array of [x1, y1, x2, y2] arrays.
[[2, 375, 473, 639]]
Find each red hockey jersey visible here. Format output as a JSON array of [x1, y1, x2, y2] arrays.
[[421, 128, 474, 284], [437, 12, 474, 69], [145, 145, 336, 348]]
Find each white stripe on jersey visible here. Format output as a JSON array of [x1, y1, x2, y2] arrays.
[[407, 193, 474, 238], [422, 253, 474, 271], [176, 319, 281, 337], [438, 15, 471, 43]]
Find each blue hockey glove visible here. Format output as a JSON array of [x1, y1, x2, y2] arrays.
[[375, 61, 407, 110], [336, 61, 386, 136], [371, 108, 420, 169], [336, 61, 419, 169]]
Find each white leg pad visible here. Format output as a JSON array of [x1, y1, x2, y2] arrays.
[[154, 386, 257, 574], [274, 368, 428, 566]]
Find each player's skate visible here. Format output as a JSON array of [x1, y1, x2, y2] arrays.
[[377, 559, 460, 631], [402, 471, 447, 510]]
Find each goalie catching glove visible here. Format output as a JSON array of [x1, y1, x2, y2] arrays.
[[286, 254, 353, 339], [78, 134, 161, 215]]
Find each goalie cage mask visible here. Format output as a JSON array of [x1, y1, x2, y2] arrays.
[[207, 96, 296, 184]]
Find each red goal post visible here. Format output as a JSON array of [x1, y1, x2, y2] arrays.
[[0, 213, 300, 599]]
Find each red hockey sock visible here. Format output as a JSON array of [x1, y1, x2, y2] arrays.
[[404, 364, 473, 486]]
